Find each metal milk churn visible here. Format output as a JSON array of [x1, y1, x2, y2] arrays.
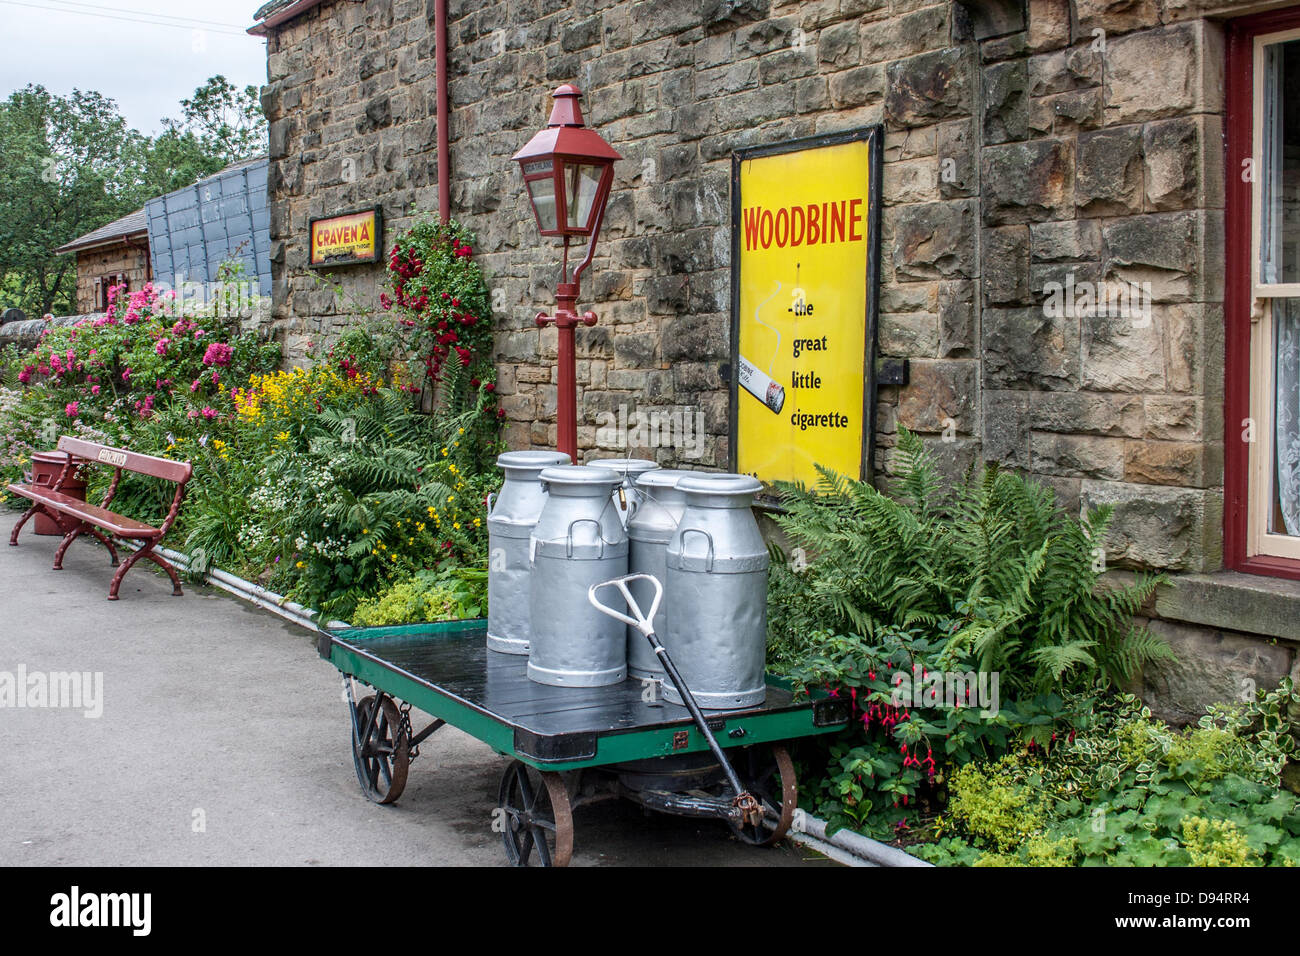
[[663, 474, 769, 710], [528, 465, 629, 686], [588, 457, 660, 527], [486, 450, 572, 655], [624, 469, 697, 681]]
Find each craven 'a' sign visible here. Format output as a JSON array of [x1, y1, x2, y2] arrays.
[[309, 206, 383, 268], [730, 128, 882, 488]]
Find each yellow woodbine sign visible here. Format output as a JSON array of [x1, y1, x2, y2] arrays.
[[731, 130, 881, 487], [309, 206, 383, 268]]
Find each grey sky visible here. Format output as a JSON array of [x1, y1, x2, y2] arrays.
[[1, 0, 268, 135]]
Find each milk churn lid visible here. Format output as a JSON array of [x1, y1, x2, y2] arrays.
[[538, 464, 625, 487], [588, 457, 660, 479], [677, 474, 762, 497], [496, 450, 571, 470], [633, 468, 695, 490]]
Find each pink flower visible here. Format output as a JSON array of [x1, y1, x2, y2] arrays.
[[65, 401, 79, 418], [190, 379, 201, 393], [202, 343, 233, 367], [121, 368, 132, 383], [155, 339, 169, 356], [201, 406, 217, 420], [17, 368, 32, 385], [91, 385, 100, 396]]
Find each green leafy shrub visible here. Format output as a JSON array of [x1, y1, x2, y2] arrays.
[[351, 567, 487, 626], [918, 681, 1300, 867], [770, 429, 1173, 839]]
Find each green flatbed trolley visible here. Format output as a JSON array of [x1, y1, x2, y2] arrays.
[[318, 612, 850, 867]]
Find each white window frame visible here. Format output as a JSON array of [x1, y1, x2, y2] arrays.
[[1248, 25, 1300, 560]]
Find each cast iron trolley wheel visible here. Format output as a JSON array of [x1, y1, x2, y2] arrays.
[[352, 694, 410, 805], [497, 760, 574, 867], [727, 744, 797, 846]]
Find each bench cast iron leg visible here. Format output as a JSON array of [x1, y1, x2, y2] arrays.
[[52, 524, 85, 570], [87, 528, 120, 566], [141, 548, 183, 597], [108, 542, 182, 600], [8, 505, 40, 546]]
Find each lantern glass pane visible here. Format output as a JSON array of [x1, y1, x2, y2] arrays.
[[527, 176, 558, 232], [565, 163, 604, 231]]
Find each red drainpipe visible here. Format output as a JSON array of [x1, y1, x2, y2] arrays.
[[435, 0, 450, 225]]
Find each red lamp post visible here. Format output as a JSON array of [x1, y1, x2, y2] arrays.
[[513, 84, 621, 461]]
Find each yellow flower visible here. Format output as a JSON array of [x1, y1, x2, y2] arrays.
[[296, 561, 304, 568], [458, 427, 464, 435], [473, 518, 481, 527], [276, 431, 290, 442], [453, 522, 460, 530]]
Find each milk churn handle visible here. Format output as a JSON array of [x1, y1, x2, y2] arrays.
[[566, 518, 605, 558], [485, 492, 496, 516], [587, 573, 662, 635], [679, 528, 715, 572]]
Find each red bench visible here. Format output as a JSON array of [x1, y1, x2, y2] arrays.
[[7, 436, 192, 600]]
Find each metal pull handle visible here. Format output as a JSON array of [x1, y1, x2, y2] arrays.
[[566, 518, 605, 558], [588, 573, 663, 636], [679, 528, 715, 572], [486, 492, 496, 516]]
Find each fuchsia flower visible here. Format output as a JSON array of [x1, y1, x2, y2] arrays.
[[91, 385, 100, 396], [155, 339, 170, 356], [65, 401, 79, 418], [121, 368, 132, 383], [200, 406, 217, 420]]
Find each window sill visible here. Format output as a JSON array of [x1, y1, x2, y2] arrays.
[[1147, 569, 1300, 642]]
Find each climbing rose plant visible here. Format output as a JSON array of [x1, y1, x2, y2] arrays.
[[381, 216, 496, 408]]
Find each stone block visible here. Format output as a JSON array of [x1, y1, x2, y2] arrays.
[[1080, 480, 1221, 572], [938, 279, 976, 356], [1076, 126, 1144, 216], [982, 225, 1031, 306], [982, 59, 1030, 145], [885, 47, 975, 127], [897, 359, 978, 433], [1137, 619, 1294, 727], [1103, 22, 1221, 126], [1031, 432, 1126, 480], [890, 199, 978, 280], [981, 139, 1075, 224], [982, 306, 1079, 390]]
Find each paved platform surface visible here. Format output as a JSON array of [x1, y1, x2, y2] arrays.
[[0, 530, 831, 867]]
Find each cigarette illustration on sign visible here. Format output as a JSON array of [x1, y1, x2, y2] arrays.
[[738, 280, 786, 414]]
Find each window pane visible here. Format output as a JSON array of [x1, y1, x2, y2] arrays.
[[527, 177, 557, 232], [1273, 298, 1300, 535], [1261, 37, 1300, 285], [565, 163, 603, 231]]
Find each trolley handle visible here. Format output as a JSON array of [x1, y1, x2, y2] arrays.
[[587, 573, 663, 636]]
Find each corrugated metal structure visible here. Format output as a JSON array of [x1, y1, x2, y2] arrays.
[[146, 157, 271, 296]]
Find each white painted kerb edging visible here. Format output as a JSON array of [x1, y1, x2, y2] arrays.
[[792, 814, 933, 867], [129, 542, 343, 633]]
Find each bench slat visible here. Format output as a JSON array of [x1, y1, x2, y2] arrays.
[[56, 436, 192, 484], [5, 484, 163, 539]]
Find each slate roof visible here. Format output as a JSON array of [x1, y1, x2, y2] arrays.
[[55, 208, 148, 255]]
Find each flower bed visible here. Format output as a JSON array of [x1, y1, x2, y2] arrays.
[[767, 430, 1300, 865], [0, 219, 503, 622]]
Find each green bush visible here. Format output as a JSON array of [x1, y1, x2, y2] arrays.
[[351, 567, 487, 626]]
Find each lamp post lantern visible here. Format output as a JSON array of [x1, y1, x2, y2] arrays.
[[513, 84, 621, 462]]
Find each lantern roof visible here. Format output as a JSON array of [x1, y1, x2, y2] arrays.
[[512, 85, 622, 164]]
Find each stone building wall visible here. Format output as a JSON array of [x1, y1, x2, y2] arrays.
[[72, 241, 151, 315], [258, 0, 1300, 717]]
